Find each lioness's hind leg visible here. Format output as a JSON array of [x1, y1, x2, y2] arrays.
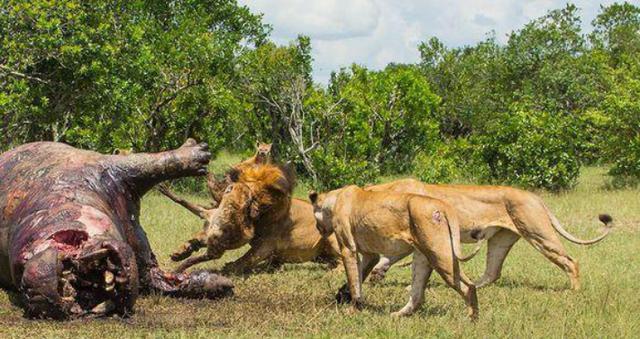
[[392, 251, 432, 317], [369, 254, 408, 284], [524, 235, 580, 290], [409, 212, 478, 319], [476, 229, 520, 288], [510, 205, 580, 290]]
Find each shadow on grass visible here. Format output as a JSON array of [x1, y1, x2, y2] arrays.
[[491, 277, 568, 292], [222, 261, 334, 277]]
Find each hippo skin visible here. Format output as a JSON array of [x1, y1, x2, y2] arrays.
[[0, 139, 233, 319]]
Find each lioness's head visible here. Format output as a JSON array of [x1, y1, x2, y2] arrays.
[[254, 141, 272, 164], [112, 148, 133, 155], [309, 189, 340, 236]]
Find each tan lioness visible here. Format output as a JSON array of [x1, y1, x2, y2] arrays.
[[309, 186, 478, 319], [367, 179, 613, 290], [235, 141, 273, 170]]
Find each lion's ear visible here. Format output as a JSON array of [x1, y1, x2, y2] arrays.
[[309, 191, 318, 204]]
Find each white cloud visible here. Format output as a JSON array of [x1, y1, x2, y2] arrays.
[[238, 0, 622, 85], [242, 0, 380, 40]]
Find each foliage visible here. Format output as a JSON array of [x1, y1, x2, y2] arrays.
[[412, 138, 487, 184], [418, 36, 503, 136], [0, 0, 267, 152], [310, 65, 440, 189], [477, 110, 582, 191], [2, 1, 640, 190], [602, 67, 640, 187]]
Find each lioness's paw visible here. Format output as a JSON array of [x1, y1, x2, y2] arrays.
[[335, 285, 352, 304], [368, 269, 385, 284], [390, 311, 406, 317]]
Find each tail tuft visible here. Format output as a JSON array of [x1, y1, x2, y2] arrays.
[[598, 214, 613, 226]]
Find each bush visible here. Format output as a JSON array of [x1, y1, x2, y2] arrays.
[[307, 65, 441, 190], [412, 138, 488, 184], [477, 110, 582, 191], [603, 72, 640, 186], [577, 109, 612, 164], [310, 148, 380, 190]]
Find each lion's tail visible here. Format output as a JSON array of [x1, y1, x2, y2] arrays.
[[544, 204, 613, 245]]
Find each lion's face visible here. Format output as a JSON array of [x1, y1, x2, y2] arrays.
[[309, 190, 338, 236]]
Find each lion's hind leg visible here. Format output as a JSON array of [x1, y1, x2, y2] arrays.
[[523, 233, 580, 290]]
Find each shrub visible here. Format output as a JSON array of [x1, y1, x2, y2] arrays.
[[307, 65, 441, 190], [310, 148, 380, 190], [577, 109, 612, 164], [412, 138, 488, 184], [477, 110, 582, 191], [603, 72, 640, 186]]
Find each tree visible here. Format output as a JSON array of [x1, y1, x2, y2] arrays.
[[0, 0, 268, 152], [418, 35, 503, 136], [602, 65, 640, 185], [591, 2, 640, 68]]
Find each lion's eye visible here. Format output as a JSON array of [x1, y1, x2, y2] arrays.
[[224, 185, 233, 193]]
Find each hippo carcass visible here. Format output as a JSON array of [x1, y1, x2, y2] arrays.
[[0, 139, 233, 319]]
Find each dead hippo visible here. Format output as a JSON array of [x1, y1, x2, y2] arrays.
[[0, 139, 233, 319]]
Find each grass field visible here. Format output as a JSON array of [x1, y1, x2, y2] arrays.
[[0, 163, 638, 338]]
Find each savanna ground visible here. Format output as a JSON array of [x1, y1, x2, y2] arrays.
[[0, 153, 638, 338]]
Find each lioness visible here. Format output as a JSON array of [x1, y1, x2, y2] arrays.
[[366, 179, 613, 290], [310, 186, 478, 319], [112, 148, 133, 155], [235, 141, 272, 169], [159, 164, 340, 273]]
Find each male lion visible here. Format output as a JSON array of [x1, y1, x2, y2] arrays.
[[366, 179, 613, 290], [310, 186, 478, 319], [204, 141, 273, 207], [160, 163, 340, 273]]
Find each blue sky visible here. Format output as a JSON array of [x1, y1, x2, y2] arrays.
[[238, 1, 622, 84]]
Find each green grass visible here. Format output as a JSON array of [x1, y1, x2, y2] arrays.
[[1, 166, 639, 338]]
